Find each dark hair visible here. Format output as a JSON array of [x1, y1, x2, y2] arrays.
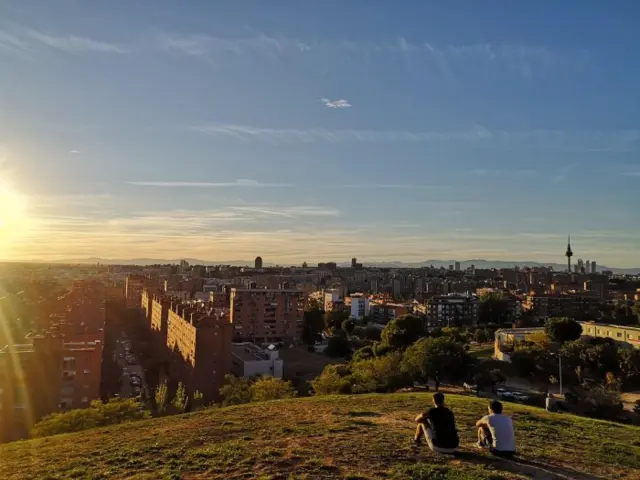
[[433, 392, 445, 406], [489, 400, 503, 414]]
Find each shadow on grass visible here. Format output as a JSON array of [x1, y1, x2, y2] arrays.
[[451, 450, 606, 480]]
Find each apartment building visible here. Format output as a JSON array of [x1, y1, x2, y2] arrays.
[[494, 322, 640, 361], [349, 294, 370, 320], [0, 334, 103, 442], [369, 302, 409, 324], [165, 302, 232, 402], [426, 294, 480, 327], [230, 288, 306, 343], [150, 295, 171, 355], [231, 342, 283, 378], [523, 294, 601, 319]]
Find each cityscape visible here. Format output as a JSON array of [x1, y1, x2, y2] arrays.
[[1, 1, 640, 479]]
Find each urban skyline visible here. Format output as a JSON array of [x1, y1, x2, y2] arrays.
[[1, 1, 639, 266]]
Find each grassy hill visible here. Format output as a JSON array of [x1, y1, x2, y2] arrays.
[[1, 393, 639, 480]]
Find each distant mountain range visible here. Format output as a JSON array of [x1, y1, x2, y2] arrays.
[[30, 257, 640, 274]]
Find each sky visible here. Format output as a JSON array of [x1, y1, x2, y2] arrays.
[[0, 1, 639, 266]]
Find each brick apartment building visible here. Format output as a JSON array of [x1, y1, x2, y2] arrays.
[[0, 334, 103, 442], [229, 288, 306, 343], [524, 294, 601, 319], [165, 302, 232, 403], [426, 294, 480, 327]]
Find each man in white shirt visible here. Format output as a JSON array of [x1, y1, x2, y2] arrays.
[[475, 400, 516, 457]]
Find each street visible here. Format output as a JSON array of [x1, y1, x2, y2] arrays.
[[113, 333, 149, 401]]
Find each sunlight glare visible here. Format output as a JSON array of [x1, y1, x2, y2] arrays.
[[0, 180, 27, 243]]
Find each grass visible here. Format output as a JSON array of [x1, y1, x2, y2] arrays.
[[1, 393, 639, 479]]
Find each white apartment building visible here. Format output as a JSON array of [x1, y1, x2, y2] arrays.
[[231, 343, 284, 378], [350, 294, 370, 320]]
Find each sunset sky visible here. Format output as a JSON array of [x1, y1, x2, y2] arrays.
[[1, 1, 639, 266]]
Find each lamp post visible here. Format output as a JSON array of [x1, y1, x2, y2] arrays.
[[558, 354, 563, 397], [551, 352, 563, 396]]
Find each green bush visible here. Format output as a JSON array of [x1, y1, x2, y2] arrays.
[[311, 364, 353, 395], [219, 374, 297, 405], [31, 398, 150, 438]]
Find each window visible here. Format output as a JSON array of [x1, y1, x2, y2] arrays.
[[616, 332, 622, 338]]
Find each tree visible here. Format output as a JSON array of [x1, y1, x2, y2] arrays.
[[381, 314, 425, 350], [478, 292, 512, 326], [363, 325, 382, 342], [325, 336, 352, 358], [618, 348, 640, 389], [219, 375, 253, 406], [31, 398, 150, 438], [302, 307, 325, 344], [402, 337, 470, 390], [509, 345, 553, 384], [192, 390, 205, 411], [352, 345, 375, 361], [311, 364, 353, 395], [545, 317, 582, 344], [441, 327, 465, 343], [154, 379, 169, 415], [341, 319, 356, 335], [172, 382, 187, 413], [350, 353, 411, 393], [249, 377, 297, 402], [324, 309, 349, 331]]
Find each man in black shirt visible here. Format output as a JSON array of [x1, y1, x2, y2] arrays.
[[414, 392, 459, 453]]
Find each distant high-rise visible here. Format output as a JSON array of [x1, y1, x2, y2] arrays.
[[254, 256, 263, 269], [591, 261, 597, 274], [565, 235, 573, 273], [455, 261, 461, 271], [585, 260, 591, 274], [351, 257, 357, 268]]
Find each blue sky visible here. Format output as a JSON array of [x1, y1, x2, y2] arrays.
[[0, 1, 639, 265]]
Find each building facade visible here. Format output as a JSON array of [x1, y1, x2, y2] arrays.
[[166, 302, 233, 402], [0, 334, 103, 442], [349, 294, 370, 320], [231, 343, 283, 378], [230, 288, 306, 343], [426, 295, 480, 327]]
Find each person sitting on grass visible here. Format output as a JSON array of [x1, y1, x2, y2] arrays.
[[475, 400, 516, 457], [414, 392, 459, 454]]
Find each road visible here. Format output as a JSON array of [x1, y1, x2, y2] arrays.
[[113, 333, 149, 400]]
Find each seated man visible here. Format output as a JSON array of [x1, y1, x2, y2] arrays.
[[414, 392, 459, 454], [476, 400, 516, 457]]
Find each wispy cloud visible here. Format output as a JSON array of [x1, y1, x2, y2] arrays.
[[229, 205, 339, 218], [69, 149, 81, 154], [191, 123, 496, 144], [339, 183, 444, 190], [0, 25, 589, 80], [469, 169, 490, 175], [192, 123, 640, 151], [154, 32, 309, 58], [26, 30, 128, 54], [127, 179, 293, 188], [0, 30, 29, 52], [322, 98, 351, 109], [620, 171, 640, 177]]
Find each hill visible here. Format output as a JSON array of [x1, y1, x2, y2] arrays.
[[1, 393, 639, 480]]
